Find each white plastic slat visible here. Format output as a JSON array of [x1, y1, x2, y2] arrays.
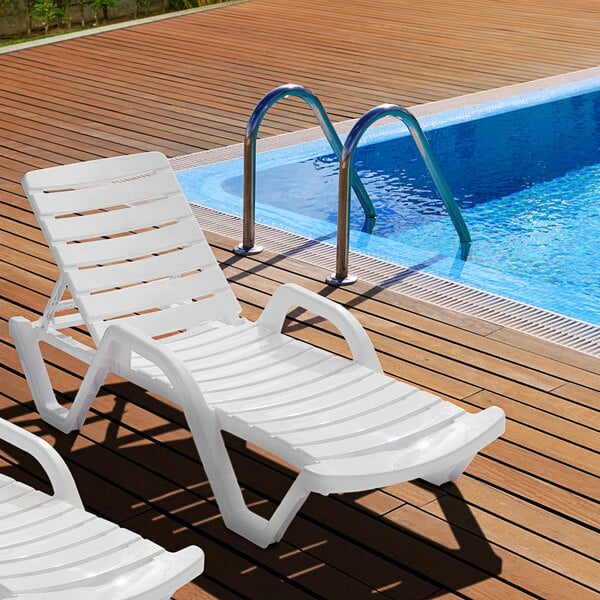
[[30, 170, 181, 217], [138, 331, 295, 379], [218, 381, 397, 461], [42, 195, 192, 243], [198, 346, 335, 394], [129, 320, 260, 370], [55, 219, 206, 268], [219, 385, 442, 470], [217, 419, 315, 470], [129, 321, 235, 369], [180, 338, 305, 381], [92, 291, 242, 340], [5, 540, 162, 592], [211, 361, 371, 411], [222, 370, 387, 422], [0, 527, 142, 577], [248, 379, 418, 430], [161, 321, 269, 358], [78, 268, 226, 320], [302, 402, 464, 460], [207, 356, 354, 408], [277, 390, 442, 446], [142, 328, 293, 375], [68, 245, 216, 293], [0, 509, 94, 549], [4, 519, 115, 562], [144, 344, 340, 397], [22, 151, 170, 192], [0, 487, 47, 520], [11, 547, 204, 600], [0, 500, 76, 537], [303, 410, 504, 495], [0, 480, 25, 502]]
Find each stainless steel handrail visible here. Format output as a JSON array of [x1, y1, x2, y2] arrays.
[[233, 84, 376, 256], [327, 103, 472, 286]]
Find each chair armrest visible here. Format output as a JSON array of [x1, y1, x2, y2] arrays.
[[257, 283, 382, 372], [0, 417, 83, 508]]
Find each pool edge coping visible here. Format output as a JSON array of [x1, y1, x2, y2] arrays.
[[189, 203, 600, 359]]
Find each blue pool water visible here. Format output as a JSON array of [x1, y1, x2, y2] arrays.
[[178, 78, 600, 325]]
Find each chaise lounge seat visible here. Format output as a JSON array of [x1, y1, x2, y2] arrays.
[[0, 416, 204, 599], [10, 151, 505, 547]]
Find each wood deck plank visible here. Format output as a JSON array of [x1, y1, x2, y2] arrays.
[[2, 0, 599, 598]]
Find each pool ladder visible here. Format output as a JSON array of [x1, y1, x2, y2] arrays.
[[234, 85, 472, 285], [331, 103, 472, 284]]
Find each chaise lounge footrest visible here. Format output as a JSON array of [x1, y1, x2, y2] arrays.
[[304, 407, 505, 494]]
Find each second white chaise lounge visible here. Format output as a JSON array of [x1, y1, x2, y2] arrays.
[[0, 416, 204, 599]]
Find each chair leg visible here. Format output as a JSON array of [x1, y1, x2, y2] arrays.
[[221, 472, 311, 548], [421, 456, 474, 486], [10, 317, 113, 434], [10, 317, 71, 431], [183, 406, 311, 548]]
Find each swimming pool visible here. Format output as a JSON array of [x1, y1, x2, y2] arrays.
[[177, 76, 600, 327]]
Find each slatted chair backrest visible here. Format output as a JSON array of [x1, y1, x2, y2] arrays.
[[23, 152, 242, 344]]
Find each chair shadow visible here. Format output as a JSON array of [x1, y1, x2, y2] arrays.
[[1, 386, 501, 599], [342, 482, 503, 586]]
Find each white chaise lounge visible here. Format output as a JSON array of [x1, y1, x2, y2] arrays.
[[0, 416, 204, 599], [10, 152, 505, 548]]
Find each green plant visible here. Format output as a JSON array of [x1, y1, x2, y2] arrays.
[[88, 0, 115, 24], [169, 0, 196, 10], [75, 0, 86, 26], [134, 0, 150, 18], [58, 0, 72, 28], [21, 0, 35, 34], [32, 0, 62, 34]]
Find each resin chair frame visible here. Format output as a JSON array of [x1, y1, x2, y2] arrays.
[[10, 152, 505, 547]]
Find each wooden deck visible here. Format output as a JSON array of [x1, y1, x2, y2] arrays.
[[1, 0, 599, 598]]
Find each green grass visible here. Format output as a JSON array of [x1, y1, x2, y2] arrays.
[[0, 29, 81, 47], [0, 0, 232, 48]]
